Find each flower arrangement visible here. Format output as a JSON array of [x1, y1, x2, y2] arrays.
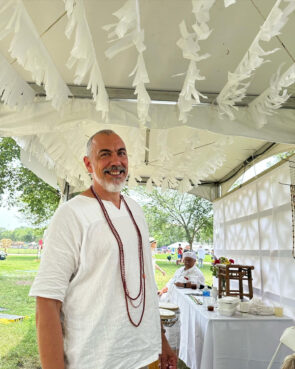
[[210, 257, 235, 277]]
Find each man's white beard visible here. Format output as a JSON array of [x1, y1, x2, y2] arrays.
[[96, 176, 126, 193]]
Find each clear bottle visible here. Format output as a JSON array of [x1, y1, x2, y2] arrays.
[[202, 286, 210, 306]]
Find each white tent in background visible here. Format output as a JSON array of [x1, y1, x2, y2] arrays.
[[0, 0, 294, 322]]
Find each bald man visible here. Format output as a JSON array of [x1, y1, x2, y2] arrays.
[[30, 130, 177, 369]]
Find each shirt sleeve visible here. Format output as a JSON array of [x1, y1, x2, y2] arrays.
[[189, 267, 205, 287], [167, 267, 183, 289], [29, 203, 82, 302]]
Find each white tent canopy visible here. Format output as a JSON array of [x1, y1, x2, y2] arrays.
[[0, 0, 294, 199]]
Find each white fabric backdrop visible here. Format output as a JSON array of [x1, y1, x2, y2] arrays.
[[214, 162, 295, 320]]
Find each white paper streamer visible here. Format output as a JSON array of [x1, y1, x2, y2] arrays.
[[178, 176, 193, 193], [224, 0, 236, 7], [127, 169, 142, 188], [249, 63, 295, 127], [217, 0, 295, 120], [0, 52, 35, 108], [145, 177, 154, 193], [177, 0, 215, 123], [127, 127, 146, 168], [157, 130, 174, 163], [144, 130, 229, 193], [64, 0, 109, 119], [104, 0, 150, 125], [0, 0, 70, 110], [129, 53, 151, 123]]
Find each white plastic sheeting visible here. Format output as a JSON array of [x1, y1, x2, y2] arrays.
[[214, 161, 295, 319]]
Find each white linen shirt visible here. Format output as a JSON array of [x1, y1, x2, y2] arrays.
[[167, 265, 205, 288], [29, 195, 161, 369], [197, 248, 206, 260]]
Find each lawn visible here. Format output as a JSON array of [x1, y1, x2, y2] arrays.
[[0, 256, 40, 369], [0, 254, 213, 368], [5, 248, 38, 255]]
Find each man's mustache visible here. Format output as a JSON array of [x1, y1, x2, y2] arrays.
[[103, 166, 126, 174]]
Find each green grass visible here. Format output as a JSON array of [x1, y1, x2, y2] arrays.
[[0, 255, 213, 368], [0, 256, 40, 369], [3, 248, 38, 255]]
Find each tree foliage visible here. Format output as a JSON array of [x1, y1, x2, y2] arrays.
[[0, 137, 60, 225], [134, 187, 213, 248], [0, 226, 45, 242]]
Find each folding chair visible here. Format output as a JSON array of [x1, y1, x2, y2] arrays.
[[267, 326, 295, 369]]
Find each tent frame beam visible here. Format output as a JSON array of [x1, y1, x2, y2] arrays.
[[29, 83, 295, 109], [218, 142, 277, 185]]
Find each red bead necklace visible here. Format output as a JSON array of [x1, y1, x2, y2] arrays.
[[90, 186, 146, 327]]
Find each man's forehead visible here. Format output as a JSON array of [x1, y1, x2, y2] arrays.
[[92, 133, 126, 151]]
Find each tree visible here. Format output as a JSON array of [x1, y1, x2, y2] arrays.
[[0, 137, 60, 225], [0, 226, 46, 242], [134, 187, 213, 248], [198, 216, 213, 244]]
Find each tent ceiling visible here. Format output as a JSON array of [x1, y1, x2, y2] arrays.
[[5, 0, 294, 95], [0, 0, 294, 200], [1, 0, 294, 97]]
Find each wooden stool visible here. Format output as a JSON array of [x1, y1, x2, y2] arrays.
[[216, 264, 254, 300]]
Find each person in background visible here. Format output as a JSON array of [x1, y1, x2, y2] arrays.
[[159, 251, 205, 296], [184, 244, 191, 252], [150, 238, 166, 276], [37, 239, 43, 259], [176, 244, 183, 265], [197, 245, 206, 268]]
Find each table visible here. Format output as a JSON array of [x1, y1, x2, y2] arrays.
[[168, 286, 294, 369]]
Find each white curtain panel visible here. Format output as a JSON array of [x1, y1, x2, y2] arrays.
[[213, 162, 295, 319]]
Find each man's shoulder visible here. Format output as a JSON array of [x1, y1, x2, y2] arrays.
[[58, 195, 90, 208], [53, 195, 96, 219]]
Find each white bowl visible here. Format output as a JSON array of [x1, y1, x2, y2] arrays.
[[218, 297, 240, 305], [218, 307, 236, 317]]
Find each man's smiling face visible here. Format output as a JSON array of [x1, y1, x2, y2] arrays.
[[84, 133, 128, 193]]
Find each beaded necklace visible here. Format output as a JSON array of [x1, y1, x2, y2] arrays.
[[90, 186, 146, 327]]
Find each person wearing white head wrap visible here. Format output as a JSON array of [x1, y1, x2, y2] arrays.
[[182, 251, 197, 260], [159, 250, 205, 295]]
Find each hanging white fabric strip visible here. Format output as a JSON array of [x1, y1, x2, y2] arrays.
[[249, 63, 295, 127], [64, 0, 109, 119], [104, 0, 151, 126], [177, 0, 215, 123], [0, 52, 35, 108], [217, 0, 295, 120], [0, 0, 71, 110]]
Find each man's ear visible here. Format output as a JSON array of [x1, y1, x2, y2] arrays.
[[83, 156, 93, 174]]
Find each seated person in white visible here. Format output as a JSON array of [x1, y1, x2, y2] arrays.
[[159, 251, 205, 295]]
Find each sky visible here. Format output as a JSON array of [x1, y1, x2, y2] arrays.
[[0, 206, 30, 230]]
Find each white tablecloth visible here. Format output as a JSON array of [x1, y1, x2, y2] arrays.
[[168, 286, 294, 369]]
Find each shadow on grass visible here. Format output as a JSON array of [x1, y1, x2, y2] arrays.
[[0, 320, 41, 369]]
